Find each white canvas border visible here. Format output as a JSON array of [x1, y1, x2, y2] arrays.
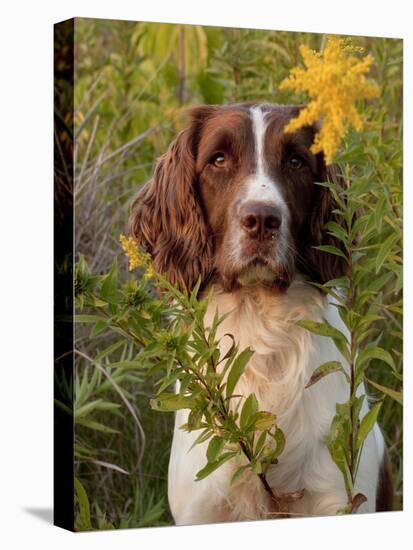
[[0, 1, 410, 549]]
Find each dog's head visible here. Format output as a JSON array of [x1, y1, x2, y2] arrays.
[[129, 103, 346, 292]]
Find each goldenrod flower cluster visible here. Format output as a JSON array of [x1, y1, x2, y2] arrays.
[[280, 36, 379, 164], [119, 234, 155, 279]]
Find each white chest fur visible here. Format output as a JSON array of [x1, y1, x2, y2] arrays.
[[167, 279, 383, 524]]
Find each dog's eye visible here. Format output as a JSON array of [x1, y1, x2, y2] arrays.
[[289, 155, 305, 169], [210, 153, 226, 168]]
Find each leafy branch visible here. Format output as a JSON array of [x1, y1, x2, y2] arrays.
[[280, 37, 402, 513], [75, 253, 300, 517], [297, 146, 401, 512]]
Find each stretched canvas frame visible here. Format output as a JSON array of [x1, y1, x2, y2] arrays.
[[54, 18, 403, 531]]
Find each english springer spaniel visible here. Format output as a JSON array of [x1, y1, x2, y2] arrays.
[[129, 103, 393, 524]]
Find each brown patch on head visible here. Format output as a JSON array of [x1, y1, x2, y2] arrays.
[[263, 105, 320, 230], [257, 104, 347, 284], [129, 105, 216, 291], [195, 106, 255, 282]]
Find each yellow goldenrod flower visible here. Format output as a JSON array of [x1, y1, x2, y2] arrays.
[[144, 265, 155, 280], [119, 234, 153, 275], [279, 36, 379, 164]]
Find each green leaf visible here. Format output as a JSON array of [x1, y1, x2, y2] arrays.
[[305, 361, 349, 388], [74, 478, 92, 531], [206, 436, 225, 463], [150, 392, 195, 412], [90, 296, 108, 307], [375, 233, 398, 274], [254, 431, 267, 456], [76, 418, 119, 434], [230, 464, 250, 485], [374, 197, 386, 233], [90, 320, 108, 337], [95, 340, 126, 361], [189, 276, 203, 306], [364, 271, 393, 293], [75, 314, 106, 324], [324, 221, 349, 244], [294, 320, 348, 343], [271, 428, 286, 461], [100, 258, 121, 303], [356, 346, 395, 371], [217, 333, 237, 366], [365, 378, 403, 405], [356, 402, 382, 450], [355, 314, 385, 334], [294, 320, 350, 362], [156, 370, 183, 394], [328, 431, 352, 495], [188, 428, 213, 451], [226, 347, 254, 399], [178, 373, 194, 396], [323, 276, 350, 290], [313, 244, 348, 260], [76, 370, 91, 405], [195, 451, 238, 481], [92, 401, 121, 412], [105, 360, 143, 369], [253, 411, 277, 431], [240, 394, 258, 430], [75, 399, 104, 418]]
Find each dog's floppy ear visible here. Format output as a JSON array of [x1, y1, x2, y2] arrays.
[[129, 107, 215, 291], [299, 159, 348, 284]]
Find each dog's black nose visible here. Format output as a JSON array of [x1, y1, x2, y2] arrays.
[[239, 202, 282, 240]]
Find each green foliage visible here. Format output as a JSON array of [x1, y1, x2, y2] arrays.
[[74, 478, 93, 531], [75, 254, 289, 517], [298, 40, 402, 508], [305, 361, 349, 389]]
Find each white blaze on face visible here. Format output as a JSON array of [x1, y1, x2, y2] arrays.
[[231, 106, 291, 283], [244, 106, 288, 210]]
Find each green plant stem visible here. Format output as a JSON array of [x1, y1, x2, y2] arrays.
[[345, 170, 360, 506], [166, 281, 284, 511]]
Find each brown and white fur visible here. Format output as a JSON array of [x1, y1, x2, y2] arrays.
[[129, 103, 393, 524]]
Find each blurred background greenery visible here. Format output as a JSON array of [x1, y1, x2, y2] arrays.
[[70, 19, 402, 528]]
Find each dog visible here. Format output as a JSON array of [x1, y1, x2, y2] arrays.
[[129, 103, 393, 524]]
